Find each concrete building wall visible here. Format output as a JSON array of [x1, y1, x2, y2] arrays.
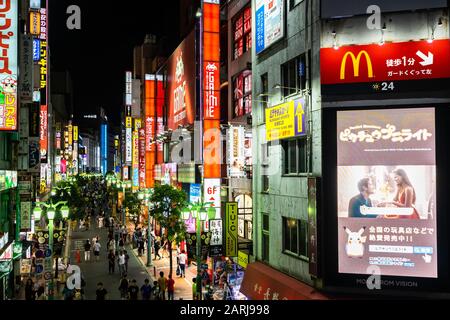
[[252, 0, 321, 286]]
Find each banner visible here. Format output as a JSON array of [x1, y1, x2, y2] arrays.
[[0, 0, 18, 131], [139, 128, 146, 188], [39, 105, 48, 162], [225, 202, 238, 257], [228, 126, 246, 178], [20, 35, 33, 102], [266, 98, 307, 141], [209, 219, 223, 257], [337, 107, 437, 278], [20, 202, 32, 231]]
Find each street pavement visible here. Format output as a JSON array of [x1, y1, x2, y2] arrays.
[[71, 221, 152, 300]]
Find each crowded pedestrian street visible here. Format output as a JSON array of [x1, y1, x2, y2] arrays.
[[1, 0, 450, 307]]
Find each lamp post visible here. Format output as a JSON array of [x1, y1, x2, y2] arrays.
[[182, 202, 214, 300], [33, 200, 69, 301], [139, 190, 154, 267]]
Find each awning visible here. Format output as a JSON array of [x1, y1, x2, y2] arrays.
[[239, 261, 329, 300]]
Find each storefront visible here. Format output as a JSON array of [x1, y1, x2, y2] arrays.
[[240, 261, 328, 300], [210, 256, 247, 300], [0, 239, 13, 300]]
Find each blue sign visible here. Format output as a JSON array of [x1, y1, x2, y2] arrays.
[[190, 184, 201, 203], [255, 6, 265, 54], [33, 39, 41, 62], [100, 124, 108, 175]]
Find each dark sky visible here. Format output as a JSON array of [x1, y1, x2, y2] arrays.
[[49, 0, 181, 126]]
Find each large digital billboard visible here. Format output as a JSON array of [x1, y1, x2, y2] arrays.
[[337, 108, 437, 278], [167, 30, 195, 130]]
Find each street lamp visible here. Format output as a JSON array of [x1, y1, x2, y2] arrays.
[[33, 200, 69, 301], [182, 202, 212, 300]]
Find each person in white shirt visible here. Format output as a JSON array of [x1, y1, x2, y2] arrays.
[[178, 250, 188, 278], [118, 251, 126, 277], [93, 241, 101, 262]]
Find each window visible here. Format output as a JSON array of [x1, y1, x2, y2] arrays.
[[262, 213, 270, 262], [261, 142, 270, 192], [289, 0, 303, 11], [282, 138, 308, 175], [233, 6, 252, 60], [283, 217, 308, 258], [233, 70, 252, 118], [281, 52, 309, 97], [260, 73, 268, 122]]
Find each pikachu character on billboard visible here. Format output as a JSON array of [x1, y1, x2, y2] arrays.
[[344, 227, 367, 258]]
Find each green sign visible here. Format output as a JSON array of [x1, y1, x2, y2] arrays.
[[238, 251, 249, 269], [177, 163, 196, 184], [225, 202, 238, 257], [0, 170, 18, 192], [13, 242, 22, 260]]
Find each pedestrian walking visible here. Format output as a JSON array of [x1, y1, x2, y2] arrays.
[[118, 251, 126, 277], [178, 250, 187, 278], [98, 215, 104, 229], [25, 278, 35, 301], [124, 250, 130, 274], [158, 271, 167, 300], [84, 240, 91, 262], [161, 237, 168, 258], [96, 282, 108, 300], [108, 250, 115, 274], [128, 279, 139, 300], [107, 238, 116, 253], [118, 276, 129, 300], [167, 274, 175, 300], [154, 238, 161, 260], [93, 240, 101, 262], [140, 279, 152, 300], [138, 238, 145, 256], [118, 237, 124, 252], [152, 281, 160, 300]]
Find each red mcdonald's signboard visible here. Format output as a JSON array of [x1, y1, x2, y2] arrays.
[[320, 40, 450, 96]]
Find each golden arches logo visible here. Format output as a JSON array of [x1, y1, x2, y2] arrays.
[[340, 50, 374, 80]]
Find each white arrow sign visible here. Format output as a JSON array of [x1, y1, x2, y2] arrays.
[[416, 50, 434, 66]]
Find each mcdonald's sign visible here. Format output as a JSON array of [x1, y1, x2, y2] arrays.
[[320, 40, 450, 88], [339, 51, 374, 80]]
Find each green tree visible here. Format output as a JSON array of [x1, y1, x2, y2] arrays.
[[123, 191, 141, 229], [150, 184, 187, 276]]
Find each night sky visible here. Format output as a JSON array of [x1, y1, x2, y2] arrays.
[[49, 0, 181, 126]]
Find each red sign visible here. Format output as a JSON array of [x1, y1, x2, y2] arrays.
[[145, 76, 156, 188], [39, 105, 48, 162], [204, 62, 220, 120], [203, 1, 221, 179], [320, 40, 450, 85], [167, 31, 196, 130]]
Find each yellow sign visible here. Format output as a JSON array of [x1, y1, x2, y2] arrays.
[[126, 117, 132, 129], [225, 202, 238, 257], [135, 119, 142, 131], [265, 99, 306, 142], [238, 251, 249, 269], [340, 50, 374, 80], [68, 125, 73, 146], [73, 126, 79, 141], [30, 12, 41, 35]]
